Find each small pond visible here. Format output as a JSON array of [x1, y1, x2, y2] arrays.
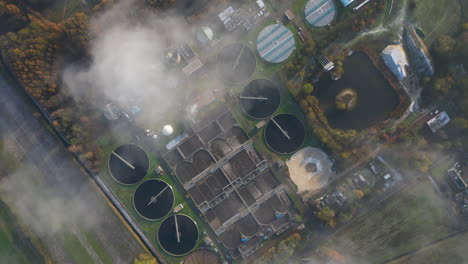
[[314, 52, 399, 130]]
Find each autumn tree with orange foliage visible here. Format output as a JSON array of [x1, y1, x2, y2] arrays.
[[0, 1, 28, 32], [61, 12, 90, 56], [0, 21, 59, 105], [319, 247, 346, 263], [0, 9, 104, 172], [133, 253, 158, 264], [353, 189, 364, 199]]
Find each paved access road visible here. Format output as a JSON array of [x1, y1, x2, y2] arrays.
[[0, 67, 144, 263]]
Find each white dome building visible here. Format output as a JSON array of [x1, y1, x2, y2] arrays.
[[286, 147, 333, 194], [162, 125, 174, 136], [382, 45, 409, 81]]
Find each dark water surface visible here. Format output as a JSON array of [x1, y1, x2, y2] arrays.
[[264, 114, 305, 154], [109, 144, 149, 185], [158, 214, 198, 256], [314, 52, 399, 130], [240, 79, 280, 119], [217, 43, 256, 84], [134, 179, 174, 220]]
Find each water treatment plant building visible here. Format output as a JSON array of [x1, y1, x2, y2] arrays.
[[162, 105, 296, 259]]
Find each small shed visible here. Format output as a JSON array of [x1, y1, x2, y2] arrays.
[[103, 103, 120, 120], [426, 111, 451, 133], [284, 10, 294, 21]]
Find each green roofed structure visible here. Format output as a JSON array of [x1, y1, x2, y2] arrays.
[[304, 0, 336, 27], [256, 24, 296, 64], [340, 0, 355, 7]]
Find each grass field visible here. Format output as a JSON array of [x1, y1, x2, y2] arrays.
[[41, 0, 99, 22], [325, 180, 457, 264], [84, 232, 114, 264], [430, 155, 456, 182], [1, 141, 118, 264], [388, 231, 467, 264], [58, 229, 116, 264], [0, 142, 44, 264], [62, 231, 96, 264], [0, 202, 45, 264], [291, 0, 308, 16], [410, 0, 462, 45]]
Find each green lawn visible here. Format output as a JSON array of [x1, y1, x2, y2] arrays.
[[0, 228, 31, 264], [41, 0, 99, 22], [0, 203, 44, 264], [62, 232, 96, 264], [410, 0, 462, 45], [84, 232, 114, 264], [243, 17, 276, 44], [291, 0, 308, 16], [430, 155, 456, 182], [325, 180, 457, 264], [400, 112, 420, 126], [0, 143, 44, 264]]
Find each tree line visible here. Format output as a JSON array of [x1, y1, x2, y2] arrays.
[[0, 7, 102, 171], [0, 1, 29, 34], [422, 22, 468, 135]]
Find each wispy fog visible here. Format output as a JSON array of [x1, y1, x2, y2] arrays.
[[62, 0, 196, 125]]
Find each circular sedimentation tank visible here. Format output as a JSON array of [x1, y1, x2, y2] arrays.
[[217, 43, 256, 84], [133, 179, 174, 221], [158, 214, 198, 256], [304, 0, 336, 27], [240, 79, 281, 119], [256, 24, 295, 63], [108, 144, 149, 185], [264, 114, 305, 154]]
